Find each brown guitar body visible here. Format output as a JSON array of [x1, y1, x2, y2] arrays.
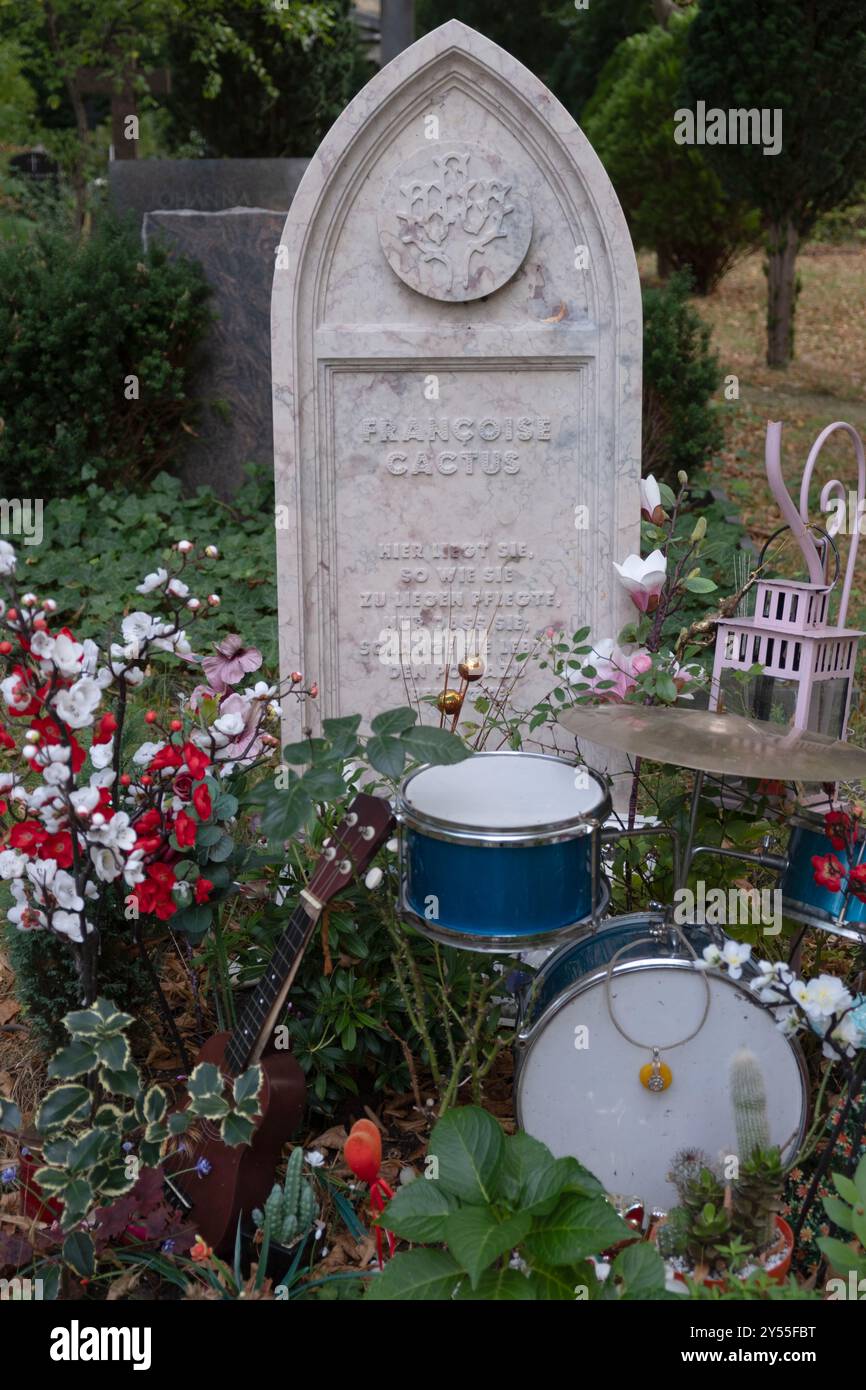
[[169, 1033, 307, 1255]]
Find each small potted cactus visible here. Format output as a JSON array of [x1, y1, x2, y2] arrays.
[[251, 1146, 319, 1272], [655, 1051, 794, 1286]]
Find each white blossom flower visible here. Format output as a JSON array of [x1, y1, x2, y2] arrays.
[[51, 632, 85, 677], [0, 541, 16, 576], [90, 845, 122, 883], [123, 851, 146, 888], [42, 762, 71, 786], [1, 674, 32, 713], [640, 474, 664, 524], [136, 568, 168, 595], [0, 850, 25, 880], [53, 678, 102, 729], [612, 550, 667, 612], [132, 740, 165, 766], [51, 910, 85, 942], [698, 943, 722, 969], [52, 871, 84, 912], [70, 786, 100, 816], [167, 577, 189, 599], [721, 938, 752, 980], [89, 739, 114, 770], [802, 974, 853, 1022], [305, 1150, 326, 1168]]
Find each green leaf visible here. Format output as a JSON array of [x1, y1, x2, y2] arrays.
[[612, 1241, 667, 1298], [684, 576, 717, 594], [497, 1133, 603, 1213], [233, 1066, 262, 1107], [207, 833, 235, 862], [97, 1033, 131, 1073], [366, 734, 406, 779], [366, 1249, 462, 1301], [196, 823, 224, 847], [63, 1231, 95, 1279], [400, 726, 472, 765], [221, 1112, 256, 1147], [817, 1236, 865, 1278], [168, 1112, 191, 1136], [370, 707, 418, 736], [323, 715, 363, 740], [58, 1178, 95, 1230], [47, 1040, 98, 1080], [282, 740, 317, 764], [444, 1206, 532, 1288], [428, 1106, 504, 1204], [822, 1195, 857, 1234], [523, 1194, 630, 1266], [36, 1084, 92, 1132], [0, 1098, 22, 1132], [530, 1260, 596, 1300], [453, 1267, 536, 1300], [100, 1066, 141, 1099], [381, 1178, 457, 1243], [143, 1086, 168, 1125], [832, 1171, 862, 1207]]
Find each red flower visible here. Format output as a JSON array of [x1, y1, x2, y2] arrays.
[[192, 784, 212, 821], [31, 717, 85, 774], [148, 863, 176, 891], [92, 712, 117, 745], [39, 832, 74, 870], [0, 728, 14, 751], [153, 896, 177, 921], [182, 743, 210, 781], [848, 864, 866, 903], [172, 772, 193, 802], [825, 810, 852, 853], [812, 853, 846, 894], [134, 808, 161, 835], [149, 744, 183, 773], [134, 835, 163, 855], [175, 811, 197, 848], [5, 667, 44, 719], [194, 877, 213, 905], [10, 820, 47, 856]]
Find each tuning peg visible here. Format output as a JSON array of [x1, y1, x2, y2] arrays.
[[324, 846, 336, 860], [360, 825, 375, 840], [346, 813, 359, 827], [338, 859, 352, 874]]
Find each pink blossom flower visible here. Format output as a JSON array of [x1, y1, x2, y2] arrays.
[[613, 550, 667, 612], [201, 635, 263, 693]]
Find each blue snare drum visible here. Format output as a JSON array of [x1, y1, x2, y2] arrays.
[[396, 751, 610, 951], [781, 813, 866, 941], [515, 913, 809, 1213]]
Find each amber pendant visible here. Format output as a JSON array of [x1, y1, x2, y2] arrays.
[[640, 1048, 672, 1093]]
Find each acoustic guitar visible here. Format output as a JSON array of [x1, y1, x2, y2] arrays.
[[165, 791, 394, 1253]]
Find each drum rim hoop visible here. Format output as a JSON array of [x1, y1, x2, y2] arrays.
[[397, 751, 610, 843], [396, 876, 611, 953]]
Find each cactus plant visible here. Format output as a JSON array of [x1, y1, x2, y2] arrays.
[[667, 1147, 715, 1204], [252, 1146, 318, 1248], [732, 1146, 784, 1254], [730, 1048, 771, 1163], [656, 1204, 690, 1258]]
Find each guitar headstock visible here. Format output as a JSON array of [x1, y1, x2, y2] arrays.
[[308, 793, 395, 904]]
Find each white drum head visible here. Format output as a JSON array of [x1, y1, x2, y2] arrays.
[[404, 753, 601, 830], [516, 962, 806, 1213]]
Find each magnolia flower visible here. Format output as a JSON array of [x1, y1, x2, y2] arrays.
[[0, 541, 16, 576], [136, 568, 168, 595], [202, 635, 263, 693], [570, 639, 650, 703], [640, 475, 665, 525], [613, 550, 667, 612], [53, 677, 102, 729]]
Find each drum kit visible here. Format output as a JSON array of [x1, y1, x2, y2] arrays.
[[393, 704, 866, 1216]]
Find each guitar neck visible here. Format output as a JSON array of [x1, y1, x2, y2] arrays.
[[224, 898, 318, 1076]]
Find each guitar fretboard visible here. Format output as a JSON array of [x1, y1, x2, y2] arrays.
[[224, 902, 313, 1076]]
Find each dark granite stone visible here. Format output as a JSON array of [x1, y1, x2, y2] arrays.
[[143, 208, 287, 499], [109, 158, 308, 229]]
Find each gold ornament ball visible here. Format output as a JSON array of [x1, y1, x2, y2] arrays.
[[437, 689, 464, 715], [458, 657, 485, 682]]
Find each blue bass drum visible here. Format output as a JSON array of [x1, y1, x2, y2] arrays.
[[515, 913, 808, 1213], [396, 751, 610, 952], [781, 813, 866, 941]]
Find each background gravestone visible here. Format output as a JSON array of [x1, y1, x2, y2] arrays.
[[113, 160, 308, 498], [272, 20, 642, 730]]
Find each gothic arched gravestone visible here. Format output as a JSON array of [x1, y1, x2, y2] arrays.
[[272, 20, 641, 730]]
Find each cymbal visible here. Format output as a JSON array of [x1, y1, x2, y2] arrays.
[[557, 703, 866, 781]]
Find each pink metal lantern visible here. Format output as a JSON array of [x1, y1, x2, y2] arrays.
[[710, 421, 865, 740]]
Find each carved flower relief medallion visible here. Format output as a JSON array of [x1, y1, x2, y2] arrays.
[[377, 143, 533, 303]]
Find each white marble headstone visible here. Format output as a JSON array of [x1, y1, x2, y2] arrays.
[[272, 20, 641, 733]]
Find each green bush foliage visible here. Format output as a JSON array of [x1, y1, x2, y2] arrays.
[[0, 215, 211, 497], [582, 13, 759, 293], [642, 272, 724, 488]]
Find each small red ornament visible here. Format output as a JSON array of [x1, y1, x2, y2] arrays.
[[343, 1120, 395, 1268], [170, 719, 183, 732], [144, 711, 157, 724], [120, 774, 131, 787], [141, 775, 152, 787], [0, 641, 12, 655]]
